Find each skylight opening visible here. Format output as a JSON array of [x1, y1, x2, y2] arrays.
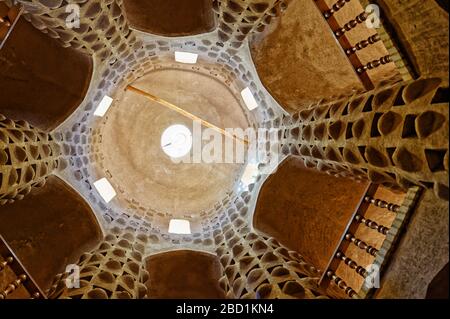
[[168, 219, 191, 234], [94, 95, 113, 117], [175, 51, 198, 64], [93, 178, 117, 203], [161, 124, 193, 158], [241, 87, 258, 110]]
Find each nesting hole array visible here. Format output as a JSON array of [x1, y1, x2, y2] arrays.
[[48, 228, 149, 299], [278, 77, 449, 200], [214, 0, 288, 48], [0, 114, 62, 205]]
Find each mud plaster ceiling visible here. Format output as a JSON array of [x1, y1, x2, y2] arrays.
[[8, 0, 443, 256], [254, 156, 406, 297], [0, 176, 102, 291], [47, 24, 286, 251], [145, 250, 225, 299], [98, 68, 249, 219]]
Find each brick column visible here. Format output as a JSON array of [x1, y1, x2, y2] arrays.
[[0, 114, 61, 205]]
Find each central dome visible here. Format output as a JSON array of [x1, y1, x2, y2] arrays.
[[98, 68, 249, 219]]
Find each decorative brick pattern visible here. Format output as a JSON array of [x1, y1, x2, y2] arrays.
[[0, 114, 62, 205], [47, 227, 149, 299], [214, 0, 287, 49], [278, 77, 449, 201]]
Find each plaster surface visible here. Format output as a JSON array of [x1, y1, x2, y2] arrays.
[[377, 0, 449, 85], [122, 0, 216, 37], [0, 8, 93, 132], [250, 0, 398, 113], [0, 176, 102, 290], [99, 68, 248, 219], [253, 156, 405, 297], [250, 0, 364, 112], [145, 250, 225, 299]]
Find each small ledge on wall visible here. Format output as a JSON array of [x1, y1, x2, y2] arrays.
[[0, 11, 93, 132], [122, 0, 217, 37]]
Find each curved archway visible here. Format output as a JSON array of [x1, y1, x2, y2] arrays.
[[0, 7, 93, 132], [145, 250, 225, 299], [96, 66, 249, 228], [0, 175, 103, 291], [426, 262, 449, 299]]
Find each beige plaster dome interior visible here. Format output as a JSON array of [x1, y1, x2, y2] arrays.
[[97, 67, 249, 221]]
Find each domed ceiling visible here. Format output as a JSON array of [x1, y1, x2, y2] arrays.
[[6, 0, 420, 236], [60, 23, 286, 236], [97, 67, 249, 219], [0, 0, 448, 301]]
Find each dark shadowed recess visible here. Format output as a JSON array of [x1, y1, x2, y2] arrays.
[[122, 0, 217, 36], [426, 262, 449, 299], [0, 176, 102, 291], [145, 250, 225, 299], [0, 7, 92, 132]]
